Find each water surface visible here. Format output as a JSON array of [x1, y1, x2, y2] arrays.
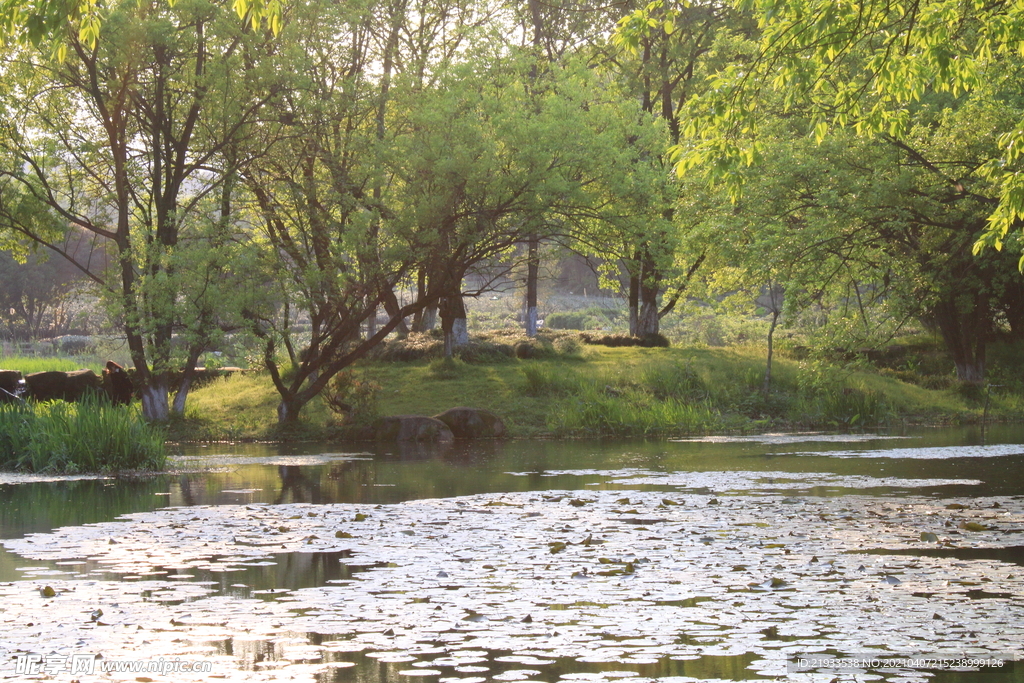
[[1, 426, 1022, 682]]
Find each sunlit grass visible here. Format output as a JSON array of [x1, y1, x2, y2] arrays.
[[176, 344, 1010, 440], [0, 354, 102, 374]]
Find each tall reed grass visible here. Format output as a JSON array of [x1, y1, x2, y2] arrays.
[[0, 396, 165, 473]]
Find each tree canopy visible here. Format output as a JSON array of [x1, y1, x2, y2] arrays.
[[634, 0, 1024, 260]]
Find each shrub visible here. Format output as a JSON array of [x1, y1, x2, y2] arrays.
[[520, 365, 578, 397], [371, 334, 445, 361], [550, 383, 718, 437], [513, 338, 556, 359], [545, 311, 590, 330], [324, 370, 380, 425], [638, 362, 707, 401], [921, 375, 954, 390]]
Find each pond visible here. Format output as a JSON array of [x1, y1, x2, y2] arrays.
[[1, 426, 1023, 682]]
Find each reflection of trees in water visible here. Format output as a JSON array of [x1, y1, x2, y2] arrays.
[[178, 474, 197, 506], [0, 478, 166, 537], [220, 639, 763, 682], [276, 465, 317, 504]]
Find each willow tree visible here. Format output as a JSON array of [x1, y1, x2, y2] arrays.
[[0, 0, 275, 419]]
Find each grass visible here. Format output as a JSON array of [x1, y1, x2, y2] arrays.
[[172, 341, 1023, 440], [0, 396, 166, 473], [0, 354, 103, 374]]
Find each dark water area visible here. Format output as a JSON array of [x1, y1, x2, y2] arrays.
[[3, 424, 1024, 542], [2, 425, 1024, 682]]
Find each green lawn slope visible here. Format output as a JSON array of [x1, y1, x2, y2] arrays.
[[176, 341, 1023, 441]]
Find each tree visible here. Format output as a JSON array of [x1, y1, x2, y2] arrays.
[[237, 0, 488, 423], [664, 0, 1024, 258], [393, 55, 674, 353], [0, 0, 276, 419], [0, 0, 280, 55], [704, 78, 1024, 383], [0, 244, 91, 340], [606, 0, 748, 337]]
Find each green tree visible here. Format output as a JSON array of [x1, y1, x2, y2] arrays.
[[0, 0, 276, 419], [606, 0, 754, 337], [0, 245, 90, 340], [663, 0, 1024, 256], [705, 79, 1024, 382], [238, 0, 476, 424]]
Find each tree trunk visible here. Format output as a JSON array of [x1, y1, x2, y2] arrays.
[[277, 397, 303, 424], [440, 294, 467, 358], [420, 306, 437, 332], [171, 345, 204, 417], [927, 295, 988, 383], [628, 259, 640, 337], [635, 251, 661, 338], [525, 235, 539, 337], [366, 304, 378, 339], [383, 288, 409, 338], [763, 309, 780, 397], [139, 380, 170, 422]]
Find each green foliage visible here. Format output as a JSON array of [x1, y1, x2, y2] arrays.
[[520, 356, 719, 436], [174, 340, 1019, 440], [551, 383, 719, 437], [0, 397, 165, 473], [662, 0, 1024, 252], [792, 360, 897, 428], [323, 370, 380, 426], [545, 307, 620, 332], [0, 354, 101, 374]]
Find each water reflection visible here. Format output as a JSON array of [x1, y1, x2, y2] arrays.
[[212, 637, 772, 682]]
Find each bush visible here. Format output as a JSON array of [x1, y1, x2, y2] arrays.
[[578, 333, 667, 348], [428, 357, 465, 380], [638, 362, 707, 401], [45, 335, 95, 355], [371, 334, 445, 361], [323, 370, 380, 425], [545, 306, 618, 331], [0, 396, 165, 473], [513, 338, 556, 359], [545, 311, 590, 330], [921, 374, 954, 390], [520, 365, 578, 397]]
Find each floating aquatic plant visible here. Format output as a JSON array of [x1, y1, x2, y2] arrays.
[[2, 476, 1022, 682]]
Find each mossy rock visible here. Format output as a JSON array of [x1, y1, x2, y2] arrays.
[[376, 415, 455, 443], [434, 407, 507, 439]]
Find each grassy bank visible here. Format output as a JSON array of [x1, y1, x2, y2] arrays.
[[177, 341, 1024, 441], [0, 397, 166, 473]]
